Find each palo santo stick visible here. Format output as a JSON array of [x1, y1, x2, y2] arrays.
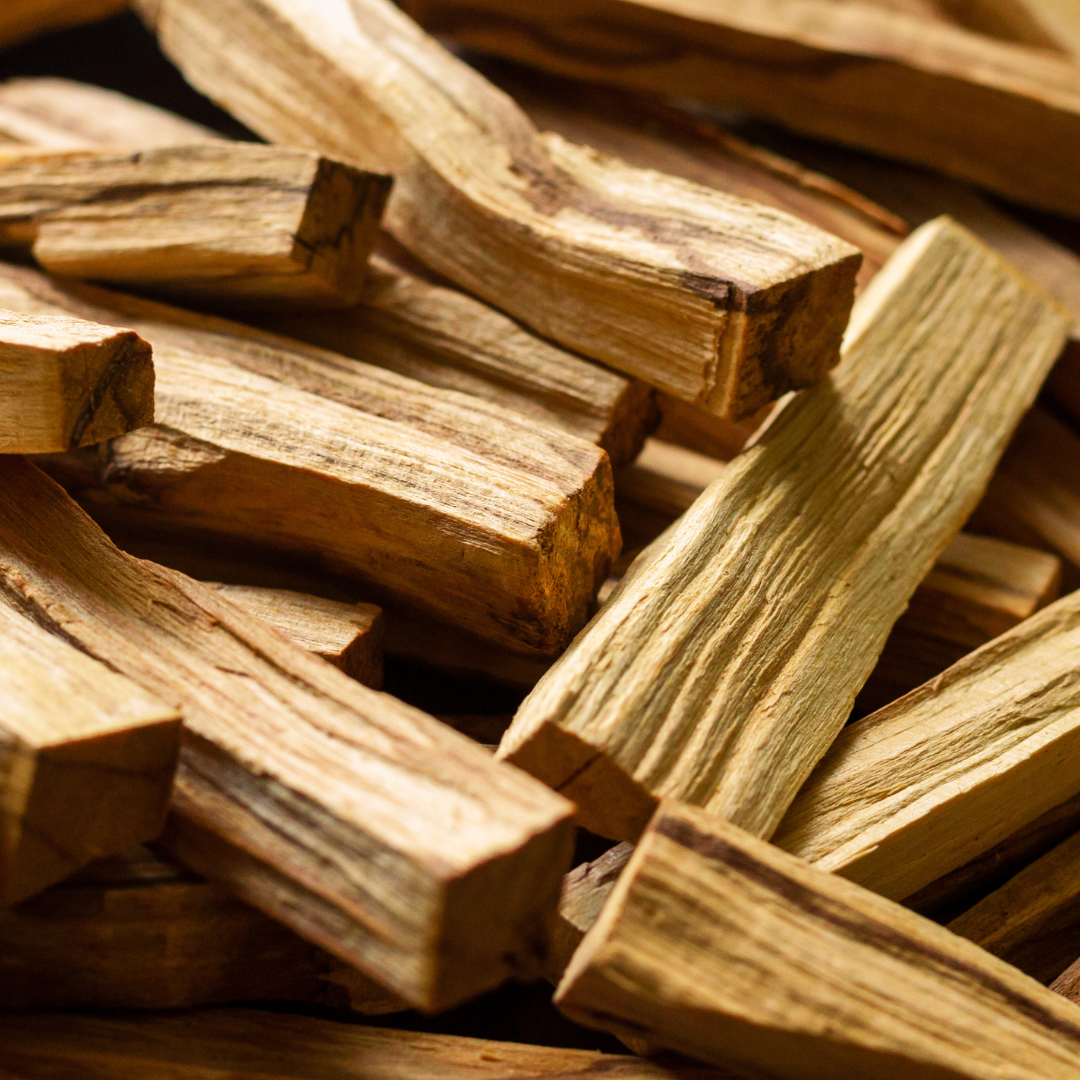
[[939, 0, 1080, 55], [949, 829, 1080, 984], [137, 0, 862, 422], [0, 607, 180, 906], [403, 0, 1080, 220], [0, 458, 576, 1011], [205, 585, 383, 688], [0, 1009, 726, 1080], [0, 309, 153, 453], [0, 0, 126, 50], [774, 588, 1080, 903], [0, 265, 619, 657], [556, 801, 1080, 1079], [0, 145, 392, 309], [499, 218, 1070, 844]]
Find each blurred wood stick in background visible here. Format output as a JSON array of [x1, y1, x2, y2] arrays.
[[0, 0, 126, 50]]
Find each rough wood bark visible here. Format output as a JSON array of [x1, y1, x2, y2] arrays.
[[403, 0, 1080, 219], [0, 457, 576, 1011], [0, 0, 126, 50], [0, 606, 180, 905], [555, 800, 1080, 1080], [0, 144, 392, 309], [206, 584, 383, 688], [0, 309, 153, 453], [775, 588, 1080, 903], [0, 265, 620, 657], [135, 0, 863, 421], [499, 217, 1070, 844]]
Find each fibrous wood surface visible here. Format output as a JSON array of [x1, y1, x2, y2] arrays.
[[0, 144, 392, 308], [136, 0, 863, 421], [404, 0, 1080, 219], [0, 265, 619, 656], [499, 217, 1070, 844], [0, 457, 576, 1010], [0, 308, 153, 453], [0, 0, 126, 50], [775, 588, 1080, 903], [0, 605, 180, 905], [556, 800, 1080, 1079]]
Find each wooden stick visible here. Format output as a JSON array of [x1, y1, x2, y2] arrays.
[[204, 585, 383, 688], [402, 0, 1080, 220], [0, 144, 392, 309], [939, 0, 1080, 55], [0, 0, 126, 50], [0, 309, 153, 453], [498, 218, 1070, 844], [0, 457, 576, 1011], [949, 829, 1080, 984], [555, 800, 1080, 1079], [0, 606, 180, 905], [0, 265, 620, 657], [774, 588, 1080, 903], [136, 0, 863, 422]]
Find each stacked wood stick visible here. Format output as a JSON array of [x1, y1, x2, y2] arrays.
[[3, 1, 1080, 1076]]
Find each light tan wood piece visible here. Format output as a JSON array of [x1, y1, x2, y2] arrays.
[[205, 585, 383, 688], [137, 0, 863, 422], [940, 0, 1080, 55], [404, 0, 1080, 220], [775, 588, 1080, 903], [0, 1009, 729, 1080], [0, 0, 126, 50], [0, 606, 180, 906], [0, 308, 153, 453], [949, 829, 1080, 984], [0, 265, 620, 657], [499, 218, 1070, 844], [0, 144, 392, 309], [556, 800, 1080, 1079], [0, 457, 576, 1011]]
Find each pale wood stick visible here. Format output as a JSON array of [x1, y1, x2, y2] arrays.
[[0, 606, 180, 905], [0, 458, 575, 1011], [938, 0, 1080, 55], [774, 588, 1080, 903], [949, 829, 1080, 984], [0, 145, 392, 309], [0, 0, 126, 50], [135, 0, 863, 422], [0, 1009, 730, 1080], [0, 308, 153, 453], [404, 0, 1080, 220], [556, 800, 1080, 1079], [499, 218, 1070, 844], [0, 264, 620, 657]]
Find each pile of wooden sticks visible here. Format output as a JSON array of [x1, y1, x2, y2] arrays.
[[3, 0, 1080, 1076]]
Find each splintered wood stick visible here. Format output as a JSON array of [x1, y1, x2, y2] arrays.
[[774, 588, 1080, 903], [204, 585, 383, 688], [0, 844, 405, 1014], [0, 0, 126, 50], [0, 309, 153, 453], [0, 145, 393, 309], [0, 1010, 729, 1080], [555, 801, 1080, 1079], [0, 458, 576, 1011], [949, 829, 1080, 984], [939, 0, 1080, 55], [498, 218, 1070, 844], [403, 0, 1080, 220], [0, 606, 180, 906], [0, 265, 620, 657], [136, 0, 863, 422]]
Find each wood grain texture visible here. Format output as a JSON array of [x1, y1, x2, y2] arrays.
[[556, 800, 1080, 1079], [206, 585, 383, 688], [404, 0, 1080, 219], [0, 1009, 728, 1080], [940, 0, 1080, 55], [0, 0, 126, 50], [0, 606, 180, 906], [0, 264, 620, 657], [775, 588, 1080, 903], [499, 217, 1070, 844], [136, 0, 862, 421], [0, 144, 392, 309], [0, 308, 153, 453], [0, 457, 576, 1011]]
